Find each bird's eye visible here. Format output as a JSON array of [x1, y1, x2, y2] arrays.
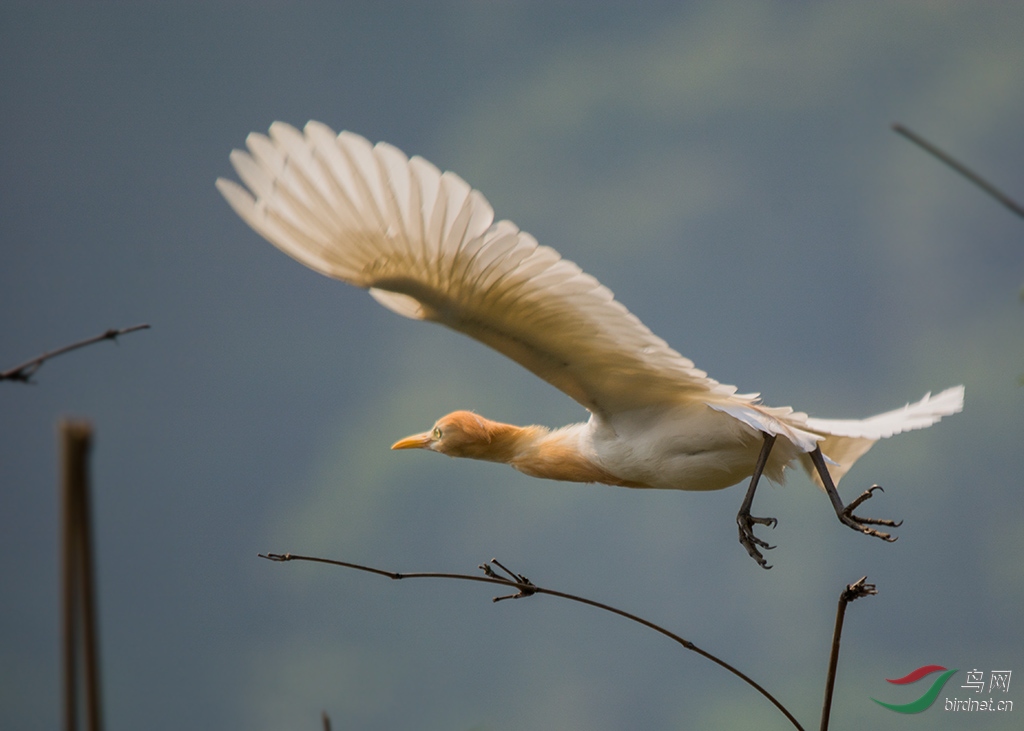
[[432, 427, 443, 440]]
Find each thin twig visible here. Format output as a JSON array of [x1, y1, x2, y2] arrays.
[[1, 324, 150, 383], [260, 552, 805, 731], [321, 711, 331, 731], [819, 576, 877, 731], [892, 123, 1024, 219]]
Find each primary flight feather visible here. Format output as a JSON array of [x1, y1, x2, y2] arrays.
[[218, 121, 964, 567]]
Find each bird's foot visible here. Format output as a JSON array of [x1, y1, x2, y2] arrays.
[[736, 512, 778, 570], [837, 485, 902, 542]]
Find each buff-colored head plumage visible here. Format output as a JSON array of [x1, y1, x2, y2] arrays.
[[392, 411, 516, 460]]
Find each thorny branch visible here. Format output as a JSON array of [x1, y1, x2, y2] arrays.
[[892, 123, 1024, 219], [1, 324, 150, 383], [260, 552, 810, 731]]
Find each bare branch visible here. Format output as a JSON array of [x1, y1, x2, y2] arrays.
[[260, 552, 805, 731], [61, 419, 104, 731], [892, 123, 1024, 219], [2, 324, 150, 383], [819, 577, 877, 731]]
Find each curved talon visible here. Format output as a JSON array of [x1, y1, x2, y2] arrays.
[[808, 448, 904, 545], [846, 484, 884, 513], [739, 526, 775, 550], [838, 486, 902, 542], [737, 513, 778, 569]]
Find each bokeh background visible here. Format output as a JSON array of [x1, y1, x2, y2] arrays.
[[3, 3, 1022, 729]]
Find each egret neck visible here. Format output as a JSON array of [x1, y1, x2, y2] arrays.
[[391, 411, 634, 486]]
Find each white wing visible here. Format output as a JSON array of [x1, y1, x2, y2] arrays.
[[217, 121, 741, 417]]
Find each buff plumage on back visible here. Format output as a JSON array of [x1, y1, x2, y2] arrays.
[[216, 121, 737, 417]]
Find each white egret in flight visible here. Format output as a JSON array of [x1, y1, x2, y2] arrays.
[[218, 121, 964, 568]]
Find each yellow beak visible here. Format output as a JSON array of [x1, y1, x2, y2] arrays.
[[391, 431, 434, 450]]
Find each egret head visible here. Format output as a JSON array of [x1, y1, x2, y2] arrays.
[[391, 410, 508, 460]]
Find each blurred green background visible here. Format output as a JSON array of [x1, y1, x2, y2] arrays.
[[2, 3, 1022, 729]]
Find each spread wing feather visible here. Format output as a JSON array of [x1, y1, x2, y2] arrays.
[[217, 121, 738, 416]]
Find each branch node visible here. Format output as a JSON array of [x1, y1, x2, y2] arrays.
[[259, 552, 292, 562], [481, 558, 536, 602], [1, 323, 151, 383], [842, 576, 878, 603]]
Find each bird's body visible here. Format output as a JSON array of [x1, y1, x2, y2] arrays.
[[438, 406, 793, 491], [590, 405, 793, 491], [219, 121, 964, 565]]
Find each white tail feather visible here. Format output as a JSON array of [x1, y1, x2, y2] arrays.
[[801, 385, 964, 486]]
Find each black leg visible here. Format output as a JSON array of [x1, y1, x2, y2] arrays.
[[736, 432, 778, 569], [807, 447, 902, 541]]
